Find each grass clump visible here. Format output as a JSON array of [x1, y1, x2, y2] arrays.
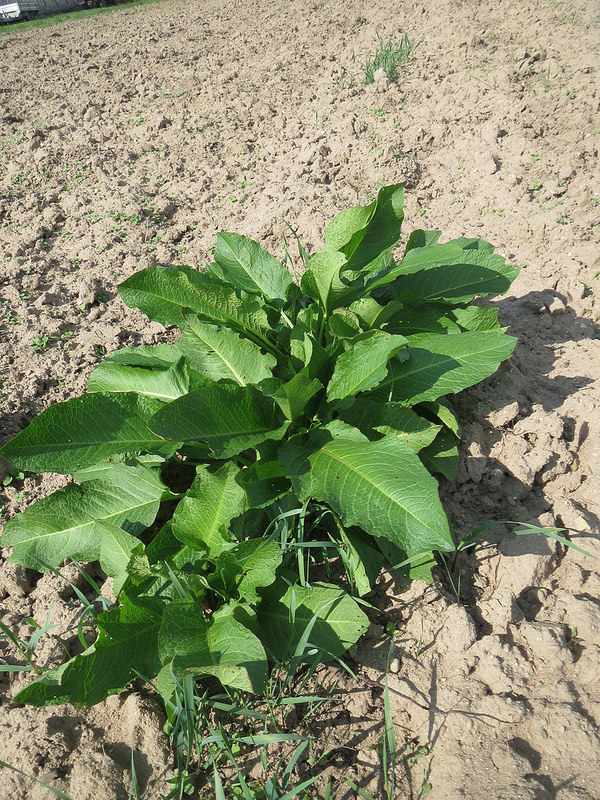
[[363, 34, 418, 84]]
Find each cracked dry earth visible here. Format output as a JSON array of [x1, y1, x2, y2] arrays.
[[0, 0, 599, 798]]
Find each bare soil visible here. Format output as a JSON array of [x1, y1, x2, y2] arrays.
[[0, 1, 599, 798]]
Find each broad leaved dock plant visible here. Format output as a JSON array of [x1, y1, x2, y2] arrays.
[[0, 184, 518, 708]]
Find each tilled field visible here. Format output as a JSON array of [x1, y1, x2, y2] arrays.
[[0, 1, 599, 798]]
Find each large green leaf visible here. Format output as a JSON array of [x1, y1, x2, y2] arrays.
[[370, 243, 520, 302], [87, 355, 191, 400], [300, 186, 404, 312], [212, 232, 292, 300], [143, 521, 209, 596], [99, 525, 140, 594], [381, 331, 517, 404], [282, 432, 454, 556], [450, 305, 502, 332], [14, 594, 164, 707], [384, 305, 461, 340], [324, 183, 404, 273], [209, 538, 283, 602], [339, 399, 441, 452], [158, 601, 268, 694], [300, 249, 348, 313], [118, 266, 271, 346], [337, 526, 383, 597], [172, 463, 245, 558], [396, 257, 518, 303], [271, 373, 323, 420], [403, 228, 442, 253], [102, 343, 181, 369], [2, 463, 166, 571], [376, 541, 437, 581], [259, 581, 369, 662], [326, 331, 408, 401], [149, 382, 288, 458], [349, 296, 404, 330], [417, 399, 461, 436], [0, 393, 176, 474], [419, 430, 459, 480], [235, 458, 291, 509], [287, 307, 331, 381], [174, 312, 276, 385], [327, 307, 362, 339]]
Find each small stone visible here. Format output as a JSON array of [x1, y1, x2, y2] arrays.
[[34, 147, 49, 163], [548, 296, 566, 315], [389, 657, 400, 674], [33, 289, 63, 308], [76, 279, 99, 308], [485, 467, 505, 489], [513, 405, 564, 440], [569, 243, 600, 270], [42, 205, 65, 229], [69, 752, 126, 800], [479, 587, 524, 634], [556, 277, 586, 301], [368, 623, 384, 639], [436, 604, 477, 653], [0, 560, 31, 597], [494, 530, 559, 594], [557, 595, 600, 642], [557, 162, 576, 181], [373, 67, 391, 92], [21, 274, 43, 291], [500, 530, 556, 559], [506, 452, 536, 486], [554, 498, 588, 532], [83, 105, 101, 124], [466, 456, 486, 483], [357, 747, 379, 767], [488, 401, 520, 428]]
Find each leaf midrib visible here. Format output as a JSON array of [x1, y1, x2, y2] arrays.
[[219, 238, 271, 298], [187, 330, 247, 385], [8, 433, 165, 455], [7, 491, 159, 548], [380, 336, 513, 389], [403, 269, 511, 299]]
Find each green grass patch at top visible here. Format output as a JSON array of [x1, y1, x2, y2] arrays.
[[0, 0, 169, 35], [363, 34, 418, 84]]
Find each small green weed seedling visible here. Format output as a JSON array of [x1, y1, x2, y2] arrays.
[[30, 334, 50, 353], [0, 186, 518, 751], [363, 34, 418, 84]]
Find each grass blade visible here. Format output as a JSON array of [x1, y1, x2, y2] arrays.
[[213, 763, 226, 800], [341, 776, 377, 800], [0, 759, 76, 800], [382, 638, 398, 800]]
